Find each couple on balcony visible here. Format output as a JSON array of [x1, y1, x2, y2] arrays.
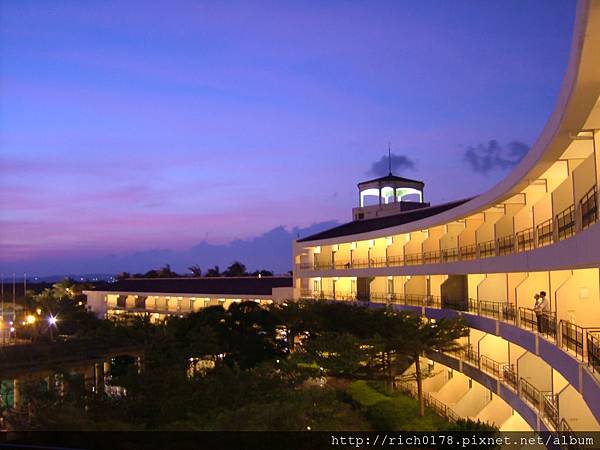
[[534, 291, 549, 333]]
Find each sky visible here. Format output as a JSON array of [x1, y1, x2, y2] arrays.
[[0, 0, 576, 276]]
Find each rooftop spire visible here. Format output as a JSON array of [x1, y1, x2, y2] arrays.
[[388, 142, 392, 175]]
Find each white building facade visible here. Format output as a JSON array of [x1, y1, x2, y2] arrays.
[[293, 0, 600, 432]]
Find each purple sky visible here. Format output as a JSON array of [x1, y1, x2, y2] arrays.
[[0, 1, 575, 275]]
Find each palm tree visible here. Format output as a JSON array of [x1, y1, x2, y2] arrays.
[[205, 266, 221, 277], [188, 265, 202, 277], [158, 264, 178, 277]]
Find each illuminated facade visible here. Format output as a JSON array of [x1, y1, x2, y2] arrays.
[[293, 0, 600, 432], [85, 277, 293, 321]]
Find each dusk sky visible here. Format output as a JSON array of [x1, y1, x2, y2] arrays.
[[0, 1, 575, 276]]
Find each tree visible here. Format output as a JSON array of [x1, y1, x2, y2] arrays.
[[303, 332, 371, 376], [158, 264, 178, 278], [381, 314, 468, 417], [205, 266, 221, 277], [188, 265, 202, 277], [223, 261, 247, 277]]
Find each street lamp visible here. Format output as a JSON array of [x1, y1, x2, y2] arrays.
[[48, 315, 57, 341]]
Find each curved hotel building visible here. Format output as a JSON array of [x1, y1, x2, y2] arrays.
[[293, 0, 600, 433]]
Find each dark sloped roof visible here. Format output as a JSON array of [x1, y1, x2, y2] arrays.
[[91, 276, 292, 295], [298, 198, 474, 242], [358, 173, 424, 186]]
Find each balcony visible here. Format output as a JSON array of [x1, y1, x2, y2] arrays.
[[428, 348, 564, 431], [300, 289, 600, 387], [298, 188, 598, 273]]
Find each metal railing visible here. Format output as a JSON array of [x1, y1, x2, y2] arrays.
[[464, 345, 479, 366], [405, 252, 422, 265], [516, 227, 534, 252], [542, 391, 559, 430], [556, 204, 576, 241], [479, 300, 516, 323], [442, 247, 459, 262], [480, 354, 503, 378], [298, 185, 599, 273], [587, 331, 600, 374], [560, 419, 584, 450], [387, 255, 404, 266], [537, 218, 553, 247], [478, 240, 496, 258], [459, 244, 477, 260], [497, 235, 514, 255], [560, 321, 587, 360], [397, 383, 460, 423], [581, 186, 598, 230], [520, 378, 542, 410], [519, 308, 556, 340], [502, 364, 517, 389], [429, 348, 564, 430], [423, 250, 441, 264], [307, 289, 600, 386]]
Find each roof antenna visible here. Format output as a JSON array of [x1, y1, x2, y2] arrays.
[[388, 142, 392, 175]]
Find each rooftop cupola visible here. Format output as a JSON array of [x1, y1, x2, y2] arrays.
[[353, 149, 429, 221]]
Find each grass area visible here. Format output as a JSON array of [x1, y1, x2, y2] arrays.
[[346, 380, 452, 431]]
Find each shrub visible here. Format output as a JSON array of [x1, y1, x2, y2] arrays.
[[346, 380, 388, 407]]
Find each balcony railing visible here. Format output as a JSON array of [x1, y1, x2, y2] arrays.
[[423, 250, 441, 264], [480, 354, 504, 378], [442, 247, 459, 262], [502, 363, 517, 389], [429, 347, 561, 430], [581, 186, 598, 230], [397, 383, 460, 423], [298, 186, 599, 273], [558, 321, 600, 361], [478, 240, 496, 258], [560, 419, 584, 450], [404, 252, 422, 265], [497, 235, 514, 256], [516, 227, 534, 252], [464, 345, 479, 366], [479, 300, 516, 323], [587, 331, 600, 374], [556, 204, 576, 241], [306, 290, 600, 379], [542, 391, 559, 430], [518, 308, 557, 341], [537, 218, 553, 247], [459, 244, 477, 260], [520, 378, 543, 410]]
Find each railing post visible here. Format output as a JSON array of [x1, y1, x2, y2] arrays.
[[552, 216, 559, 243]]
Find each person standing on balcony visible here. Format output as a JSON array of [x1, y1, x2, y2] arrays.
[[534, 293, 543, 333], [539, 291, 549, 333], [534, 292, 549, 333]]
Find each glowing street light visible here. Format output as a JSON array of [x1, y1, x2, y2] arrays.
[[48, 315, 57, 341], [26, 315, 36, 325]]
